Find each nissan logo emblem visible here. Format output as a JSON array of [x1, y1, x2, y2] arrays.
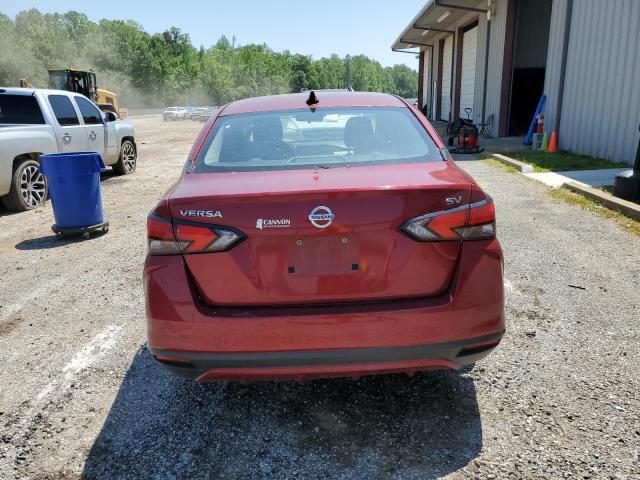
[[308, 205, 335, 228]]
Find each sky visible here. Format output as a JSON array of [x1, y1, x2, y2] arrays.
[[0, 0, 424, 69]]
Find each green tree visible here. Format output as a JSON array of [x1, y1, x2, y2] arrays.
[[289, 54, 311, 92], [0, 8, 418, 107]]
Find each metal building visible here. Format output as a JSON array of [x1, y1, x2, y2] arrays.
[[393, 0, 640, 164]]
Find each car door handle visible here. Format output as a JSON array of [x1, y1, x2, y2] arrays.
[[89, 131, 97, 141], [62, 133, 72, 145]]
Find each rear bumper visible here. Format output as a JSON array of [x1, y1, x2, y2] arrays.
[[145, 239, 505, 381], [151, 332, 503, 382]]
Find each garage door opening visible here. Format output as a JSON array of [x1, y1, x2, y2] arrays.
[[507, 0, 552, 136]]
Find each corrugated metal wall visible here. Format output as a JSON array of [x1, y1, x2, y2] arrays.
[[473, 12, 488, 126], [441, 35, 454, 121], [441, 2, 501, 130], [447, 1, 500, 133], [413, 0, 508, 136], [460, 26, 480, 116], [558, 0, 640, 164], [543, 0, 569, 133], [412, 0, 639, 159], [430, 37, 441, 121], [484, 0, 508, 137], [422, 46, 432, 112]]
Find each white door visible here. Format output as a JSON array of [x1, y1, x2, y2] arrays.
[[460, 26, 478, 121], [46, 94, 89, 152], [103, 122, 119, 163], [74, 96, 117, 163], [440, 35, 453, 122]]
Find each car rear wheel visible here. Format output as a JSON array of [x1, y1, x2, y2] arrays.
[[113, 140, 137, 175], [2, 158, 48, 212]]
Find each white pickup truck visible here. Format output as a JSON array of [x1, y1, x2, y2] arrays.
[[0, 88, 137, 211]]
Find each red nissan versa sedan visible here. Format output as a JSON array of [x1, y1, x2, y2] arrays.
[[144, 91, 504, 382]]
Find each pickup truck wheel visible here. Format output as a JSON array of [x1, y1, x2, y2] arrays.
[[2, 159, 48, 212], [113, 140, 137, 175]]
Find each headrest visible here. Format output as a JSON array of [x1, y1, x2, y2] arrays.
[[253, 116, 283, 142], [220, 123, 249, 162], [344, 116, 374, 147]]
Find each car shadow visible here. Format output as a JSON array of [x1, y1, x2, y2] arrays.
[[98, 169, 124, 184], [0, 208, 20, 218], [81, 347, 483, 479]]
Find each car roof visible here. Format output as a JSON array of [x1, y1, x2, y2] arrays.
[[0, 87, 87, 97], [0, 87, 36, 96], [221, 91, 407, 116]]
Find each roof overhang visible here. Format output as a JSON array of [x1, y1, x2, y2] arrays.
[[392, 0, 489, 51]]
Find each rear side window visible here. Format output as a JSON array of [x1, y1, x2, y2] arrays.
[[48, 95, 79, 126], [0, 95, 45, 124], [75, 96, 103, 125], [193, 107, 441, 173]]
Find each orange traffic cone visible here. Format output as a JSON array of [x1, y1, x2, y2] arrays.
[[547, 130, 558, 153]]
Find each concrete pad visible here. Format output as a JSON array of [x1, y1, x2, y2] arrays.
[[523, 172, 588, 188], [488, 152, 627, 189], [553, 168, 628, 187], [523, 168, 628, 189]]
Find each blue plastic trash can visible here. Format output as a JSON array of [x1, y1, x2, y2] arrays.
[[40, 152, 108, 236]]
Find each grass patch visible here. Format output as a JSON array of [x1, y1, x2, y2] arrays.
[[510, 151, 628, 173], [482, 158, 518, 174], [549, 188, 640, 237]]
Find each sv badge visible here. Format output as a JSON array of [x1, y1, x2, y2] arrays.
[[445, 196, 462, 206]]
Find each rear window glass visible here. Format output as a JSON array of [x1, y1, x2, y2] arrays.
[[192, 107, 441, 173], [0, 95, 45, 124], [48, 95, 80, 126]]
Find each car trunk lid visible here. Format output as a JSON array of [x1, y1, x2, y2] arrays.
[[169, 161, 472, 306]]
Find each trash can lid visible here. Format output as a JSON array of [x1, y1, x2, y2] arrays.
[[40, 151, 106, 176]]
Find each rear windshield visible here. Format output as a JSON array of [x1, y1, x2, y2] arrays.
[[192, 107, 441, 173], [0, 95, 45, 124]]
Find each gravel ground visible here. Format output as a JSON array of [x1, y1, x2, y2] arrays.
[[0, 117, 638, 479]]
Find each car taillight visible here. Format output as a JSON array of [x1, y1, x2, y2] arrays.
[[147, 214, 245, 255], [173, 222, 244, 253], [147, 214, 182, 255], [400, 197, 496, 241], [464, 198, 496, 240]]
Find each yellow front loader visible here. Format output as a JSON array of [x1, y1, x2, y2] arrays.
[[45, 68, 128, 118]]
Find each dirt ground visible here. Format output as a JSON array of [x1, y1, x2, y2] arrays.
[[0, 117, 638, 479]]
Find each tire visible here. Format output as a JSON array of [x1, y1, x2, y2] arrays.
[[113, 140, 137, 175], [2, 158, 48, 212]]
